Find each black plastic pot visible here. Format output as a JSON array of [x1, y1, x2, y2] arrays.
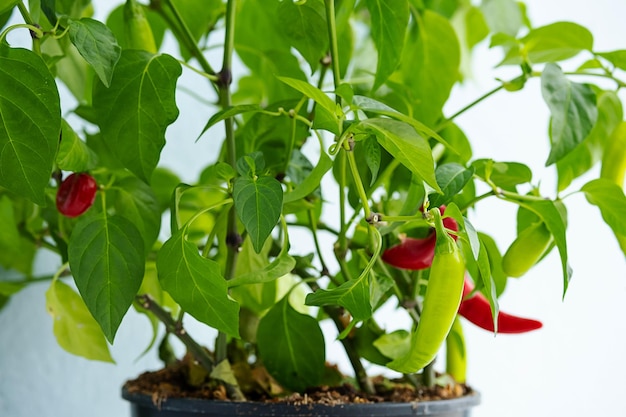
[[122, 387, 480, 417]]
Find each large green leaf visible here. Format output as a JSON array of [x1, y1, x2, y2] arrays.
[[480, 0, 522, 37], [521, 22, 593, 64], [56, 120, 99, 172], [235, 0, 307, 102], [472, 159, 532, 190], [46, 280, 114, 362], [257, 296, 325, 392], [277, 76, 339, 117], [0, 0, 17, 14], [68, 211, 146, 342], [395, 10, 460, 126], [557, 91, 622, 191], [305, 243, 382, 322], [68, 18, 122, 87], [157, 228, 240, 337], [93, 50, 181, 182], [519, 199, 571, 295], [277, 0, 327, 72], [360, 118, 441, 192], [283, 149, 333, 204], [597, 50, 626, 71], [111, 176, 161, 252], [582, 179, 626, 237], [233, 175, 283, 253], [365, 0, 409, 90], [541, 63, 598, 166], [0, 46, 60, 205], [429, 163, 474, 207]]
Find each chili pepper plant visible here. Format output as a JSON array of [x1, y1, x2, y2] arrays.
[[1, 0, 625, 402]]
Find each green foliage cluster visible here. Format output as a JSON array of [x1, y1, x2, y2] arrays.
[[1, 0, 625, 398]]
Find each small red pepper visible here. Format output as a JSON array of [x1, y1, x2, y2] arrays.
[[56, 172, 98, 218], [382, 207, 458, 270], [458, 278, 542, 334]]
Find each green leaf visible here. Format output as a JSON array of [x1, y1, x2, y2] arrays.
[[111, 176, 161, 252], [582, 179, 626, 236], [0, 0, 18, 14], [305, 267, 372, 321], [46, 280, 114, 362], [352, 95, 454, 151], [56, 120, 99, 172], [597, 50, 626, 71], [480, 0, 522, 37], [198, 104, 262, 140], [68, 18, 122, 87], [541, 63, 598, 166], [235, 0, 307, 102], [229, 251, 295, 288], [0, 46, 60, 205], [157, 227, 240, 337], [429, 163, 474, 207], [257, 295, 325, 392], [395, 10, 460, 126], [472, 159, 532, 190], [360, 118, 441, 192], [373, 330, 410, 360], [477, 232, 507, 296], [284, 149, 333, 204], [233, 175, 283, 253], [68, 212, 146, 342], [519, 199, 571, 295], [277, 76, 339, 117], [93, 50, 182, 182], [522, 22, 593, 64], [277, 0, 327, 72], [364, 136, 381, 186], [365, 0, 409, 90], [557, 91, 623, 191]]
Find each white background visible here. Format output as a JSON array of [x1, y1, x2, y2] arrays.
[[1, 1, 626, 416]]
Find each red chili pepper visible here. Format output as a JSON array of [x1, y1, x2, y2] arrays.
[[458, 278, 542, 334], [56, 173, 98, 218], [382, 206, 458, 270], [381, 233, 437, 270]]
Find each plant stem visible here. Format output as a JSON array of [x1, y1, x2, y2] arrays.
[[17, 2, 41, 54], [158, 0, 217, 88], [137, 294, 215, 371], [435, 85, 504, 132], [324, 0, 341, 90], [216, 0, 240, 370]]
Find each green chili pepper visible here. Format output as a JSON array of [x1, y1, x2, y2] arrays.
[[124, 0, 158, 53], [445, 317, 466, 383], [387, 208, 465, 374], [502, 221, 552, 278]]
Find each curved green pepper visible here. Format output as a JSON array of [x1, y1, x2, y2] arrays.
[[387, 208, 465, 374], [502, 221, 552, 278], [124, 0, 158, 53]]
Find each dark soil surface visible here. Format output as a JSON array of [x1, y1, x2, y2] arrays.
[[124, 361, 473, 407]]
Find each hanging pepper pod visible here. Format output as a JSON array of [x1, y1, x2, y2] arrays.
[[387, 208, 466, 374], [124, 0, 158, 53], [459, 278, 542, 334], [502, 220, 553, 278]]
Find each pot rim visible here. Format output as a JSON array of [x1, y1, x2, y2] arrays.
[[122, 386, 481, 416]]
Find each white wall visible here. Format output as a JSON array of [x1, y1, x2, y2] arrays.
[[1, 1, 625, 417]]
